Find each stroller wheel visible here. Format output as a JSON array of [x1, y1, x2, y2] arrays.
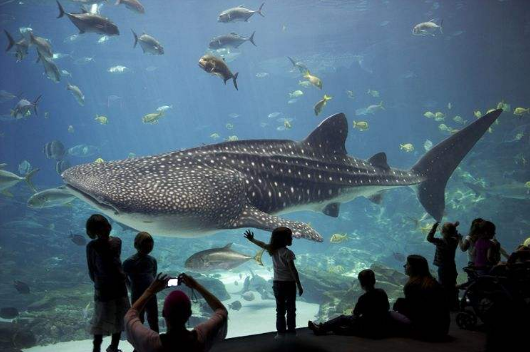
[[456, 311, 477, 330]]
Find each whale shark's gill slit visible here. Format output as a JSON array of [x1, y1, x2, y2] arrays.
[[66, 185, 121, 215]]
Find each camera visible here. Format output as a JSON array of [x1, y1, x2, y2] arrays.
[[167, 274, 184, 287]]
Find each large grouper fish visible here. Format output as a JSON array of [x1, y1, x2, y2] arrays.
[[62, 111, 502, 242]]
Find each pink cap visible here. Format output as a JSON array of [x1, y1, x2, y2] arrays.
[[163, 290, 191, 323]]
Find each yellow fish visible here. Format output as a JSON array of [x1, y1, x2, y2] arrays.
[[142, 112, 164, 124], [434, 112, 445, 121], [400, 143, 414, 153], [514, 107, 530, 116], [225, 123, 234, 130], [94, 158, 104, 164], [303, 71, 322, 89], [486, 108, 496, 114], [346, 90, 354, 99], [95, 114, 108, 125], [438, 124, 449, 132], [474, 110, 482, 118], [67, 125, 75, 133], [330, 233, 349, 243], [420, 224, 433, 235], [352, 120, 369, 131], [424, 111, 435, 119], [453, 115, 466, 124], [210, 133, 220, 140], [447, 102, 452, 110], [314, 95, 332, 116], [289, 90, 304, 98], [227, 135, 239, 141], [298, 80, 312, 88], [524, 181, 530, 188], [497, 100, 511, 112], [284, 120, 292, 129], [367, 89, 380, 98]]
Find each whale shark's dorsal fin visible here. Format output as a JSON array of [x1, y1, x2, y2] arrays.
[[303, 113, 348, 155], [368, 152, 390, 170], [223, 243, 233, 249]]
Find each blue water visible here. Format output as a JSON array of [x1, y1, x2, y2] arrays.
[[1, 0, 530, 346]]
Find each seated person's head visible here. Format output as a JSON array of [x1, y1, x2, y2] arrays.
[[358, 269, 376, 291], [442, 221, 460, 239], [163, 290, 192, 328], [405, 254, 430, 278], [480, 221, 496, 240], [86, 214, 112, 240], [509, 245, 530, 265], [134, 231, 154, 255]]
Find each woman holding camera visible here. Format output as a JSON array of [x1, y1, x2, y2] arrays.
[[125, 273, 228, 352]]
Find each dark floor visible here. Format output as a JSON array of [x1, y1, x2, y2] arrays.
[[212, 316, 486, 352]]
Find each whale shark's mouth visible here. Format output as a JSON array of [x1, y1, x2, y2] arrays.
[[65, 184, 121, 215]]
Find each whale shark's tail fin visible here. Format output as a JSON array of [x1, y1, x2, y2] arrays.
[[412, 109, 502, 221], [56, 1, 65, 19]]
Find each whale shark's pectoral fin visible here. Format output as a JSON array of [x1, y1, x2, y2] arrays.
[[368, 193, 384, 204], [322, 203, 340, 217], [229, 205, 323, 242]]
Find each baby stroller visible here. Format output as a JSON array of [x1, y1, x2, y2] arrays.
[[456, 264, 530, 330]]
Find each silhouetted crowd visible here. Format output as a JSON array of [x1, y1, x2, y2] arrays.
[[309, 218, 530, 351], [84, 214, 530, 352]]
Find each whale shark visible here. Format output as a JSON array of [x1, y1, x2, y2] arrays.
[[62, 110, 502, 241]]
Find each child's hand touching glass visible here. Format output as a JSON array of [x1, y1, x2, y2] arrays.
[[244, 230, 254, 241]]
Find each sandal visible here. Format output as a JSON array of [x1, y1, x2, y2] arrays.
[[308, 321, 325, 335], [106, 347, 122, 352]]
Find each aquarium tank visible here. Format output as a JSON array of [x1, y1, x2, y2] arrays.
[[0, 0, 529, 350]]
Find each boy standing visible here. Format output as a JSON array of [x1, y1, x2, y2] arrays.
[[86, 214, 130, 352], [123, 232, 159, 333], [308, 269, 390, 337]]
